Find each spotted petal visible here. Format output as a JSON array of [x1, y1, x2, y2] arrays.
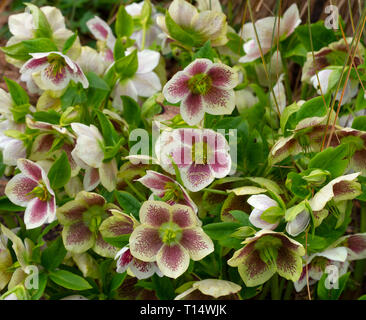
[[23, 198, 50, 229], [207, 64, 238, 90], [83, 167, 100, 191], [99, 214, 134, 239], [17, 159, 43, 182], [139, 200, 171, 228], [156, 243, 190, 278], [99, 159, 117, 192], [163, 71, 190, 103], [180, 227, 214, 260], [275, 246, 303, 282], [203, 86, 235, 116], [93, 233, 118, 258], [181, 163, 213, 192], [209, 151, 231, 178], [180, 93, 205, 125], [129, 225, 163, 262], [5, 173, 38, 207], [129, 259, 159, 280], [62, 221, 94, 253], [171, 204, 198, 228], [56, 199, 86, 225]]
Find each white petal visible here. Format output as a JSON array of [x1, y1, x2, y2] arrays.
[[247, 194, 278, 211], [132, 72, 162, 97], [137, 50, 160, 74]]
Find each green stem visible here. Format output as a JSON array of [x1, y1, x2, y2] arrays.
[[354, 204, 366, 285], [141, 24, 147, 50], [271, 274, 280, 300], [258, 281, 270, 300], [124, 179, 146, 202], [283, 281, 294, 300], [201, 188, 227, 195]]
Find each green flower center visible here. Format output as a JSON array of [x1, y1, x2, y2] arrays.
[[47, 53, 66, 76], [27, 182, 51, 202], [82, 205, 106, 232], [255, 236, 283, 265], [188, 73, 212, 95], [162, 182, 184, 202], [159, 222, 182, 245], [192, 141, 211, 165]]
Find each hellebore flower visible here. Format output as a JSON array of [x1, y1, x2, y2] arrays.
[[0, 120, 26, 166], [247, 194, 280, 230], [310, 68, 359, 106], [228, 230, 305, 287], [331, 233, 366, 261], [57, 191, 129, 257], [76, 46, 107, 76], [137, 170, 198, 213], [20, 52, 88, 92], [71, 123, 117, 192], [129, 201, 214, 278], [175, 279, 241, 300], [270, 74, 287, 114], [163, 58, 238, 125], [112, 49, 162, 108], [239, 4, 301, 63], [6, 6, 81, 64], [155, 128, 232, 192], [294, 247, 349, 292], [86, 16, 116, 65], [26, 117, 79, 176], [5, 159, 56, 229], [196, 0, 222, 12], [115, 247, 163, 280], [156, 0, 228, 47], [125, 1, 164, 49]]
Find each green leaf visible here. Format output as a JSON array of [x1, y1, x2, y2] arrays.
[[31, 272, 48, 300], [114, 191, 141, 220], [115, 5, 134, 38], [229, 210, 251, 226], [295, 94, 331, 124], [151, 274, 176, 300], [96, 110, 118, 147], [41, 237, 67, 270], [193, 40, 217, 61], [122, 95, 141, 128], [260, 206, 284, 224], [1, 42, 30, 61], [49, 269, 92, 290], [352, 116, 366, 131], [308, 144, 349, 178], [114, 49, 138, 79], [62, 32, 78, 54], [317, 272, 350, 300], [203, 222, 242, 240], [0, 196, 24, 211], [286, 172, 311, 198], [165, 10, 197, 47], [25, 3, 53, 38], [22, 38, 58, 53], [86, 72, 110, 91], [4, 77, 29, 106], [109, 272, 127, 293], [33, 110, 60, 124], [47, 151, 71, 189]]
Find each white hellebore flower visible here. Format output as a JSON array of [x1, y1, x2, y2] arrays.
[[0, 120, 26, 166], [270, 74, 287, 114], [239, 4, 301, 63], [76, 46, 106, 76], [71, 123, 117, 192], [20, 52, 88, 92], [247, 194, 280, 230], [112, 49, 162, 108]]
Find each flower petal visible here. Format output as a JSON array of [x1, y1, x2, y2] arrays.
[[116, 247, 133, 273], [163, 71, 190, 103], [132, 72, 161, 98], [99, 159, 117, 192], [286, 210, 310, 237], [19, 57, 48, 76], [202, 86, 235, 115], [247, 194, 278, 211], [23, 198, 49, 229], [40, 64, 71, 91], [169, 0, 197, 29], [129, 259, 158, 280], [56, 199, 86, 225], [275, 246, 303, 282], [139, 200, 171, 227], [180, 163, 213, 192], [83, 167, 100, 191], [136, 50, 160, 74], [5, 174, 38, 207], [180, 93, 205, 125], [156, 243, 190, 278], [99, 215, 134, 239], [129, 225, 163, 262], [209, 151, 231, 178], [184, 58, 212, 77], [62, 221, 94, 253], [249, 208, 279, 230], [86, 16, 113, 42], [76, 191, 105, 207], [93, 232, 118, 258], [280, 3, 301, 37], [137, 170, 172, 193], [171, 204, 198, 228], [180, 227, 214, 260], [207, 64, 238, 89], [17, 159, 43, 182]]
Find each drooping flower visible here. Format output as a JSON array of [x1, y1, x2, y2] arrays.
[[239, 4, 301, 63], [247, 194, 280, 230], [6, 6, 81, 64], [270, 74, 287, 114], [285, 210, 310, 237], [175, 279, 241, 300], [228, 230, 305, 287], [331, 233, 366, 261], [129, 200, 214, 278], [76, 46, 107, 76], [310, 68, 359, 106], [163, 58, 238, 125], [20, 52, 88, 92], [71, 123, 117, 192], [155, 128, 232, 192], [196, 0, 223, 12], [156, 0, 228, 47], [26, 117, 79, 176], [137, 170, 198, 213], [0, 120, 26, 166], [57, 191, 130, 258], [86, 16, 116, 66], [112, 49, 162, 108], [5, 159, 56, 229], [294, 246, 349, 292], [115, 247, 163, 280], [125, 1, 164, 49]]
